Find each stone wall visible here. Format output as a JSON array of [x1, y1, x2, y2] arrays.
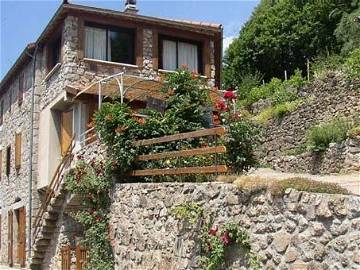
[[110, 182, 360, 270], [259, 72, 360, 174]]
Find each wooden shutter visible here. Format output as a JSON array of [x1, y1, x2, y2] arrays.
[[76, 245, 88, 270], [15, 133, 21, 170], [60, 110, 73, 156], [17, 207, 26, 267], [8, 210, 13, 267], [18, 73, 24, 106], [61, 245, 71, 270]]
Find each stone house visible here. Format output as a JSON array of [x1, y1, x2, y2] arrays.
[[0, 1, 222, 269]]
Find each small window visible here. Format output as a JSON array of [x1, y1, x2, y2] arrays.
[[6, 146, 10, 177], [84, 24, 135, 65], [18, 73, 24, 106], [15, 133, 21, 170], [0, 100, 3, 126], [48, 37, 62, 71], [160, 36, 202, 73]]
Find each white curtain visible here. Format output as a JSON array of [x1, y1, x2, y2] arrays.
[[85, 26, 107, 61], [162, 40, 177, 71], [178, 42, 198, 72]]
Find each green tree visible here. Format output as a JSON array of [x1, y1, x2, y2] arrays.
[[223, 0, 356, 87]]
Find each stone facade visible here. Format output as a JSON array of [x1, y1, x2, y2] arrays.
[[110, 182, 360, 270], [1, 6, 221, 268], [258, 72, 360, 174]]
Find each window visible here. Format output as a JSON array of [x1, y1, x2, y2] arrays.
[[48, 37, 61, 71], [160, 37, 202, 73], [0, 100, 3, 126], [18, 73, 24, 106], [6, 146, 10, 177], [84, 24, 135, 65], [15, 133, 21, 170]]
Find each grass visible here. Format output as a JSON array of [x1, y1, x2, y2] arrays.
[[348, 126, 360, 139], [220, 175, 349, 196]]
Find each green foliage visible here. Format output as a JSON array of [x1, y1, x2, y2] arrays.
[[270, 177, 350, 196], [65, 160, 114, 270], [335, 5, 360, 55], [311, 54, 345, 79], [171, 204, 260, 270], [224, 119, 262, 172], [171, 203, 204, 225], [223, 0, 356, 86], [344, 47, 360, 79], [306, 118, 354, 151], [234, 72, 263, 100]]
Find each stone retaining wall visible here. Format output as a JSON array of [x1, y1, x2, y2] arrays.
[[110, 182, 360, 270], [259, 72, 360, 173]]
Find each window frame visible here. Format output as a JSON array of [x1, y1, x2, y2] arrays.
[[15, 133, 21, 170], [84, 22, 136, 65], [158, 35, 203, 74]]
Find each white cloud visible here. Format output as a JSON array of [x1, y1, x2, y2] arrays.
[[223, 35, 236, 52]]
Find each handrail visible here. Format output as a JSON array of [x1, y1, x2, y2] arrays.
[[32, 136, 76, 246]]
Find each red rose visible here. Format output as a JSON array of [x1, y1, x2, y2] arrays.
[[215, 101, 228, 111], [224, 91, 236, 100]]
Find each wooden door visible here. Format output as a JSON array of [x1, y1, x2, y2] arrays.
[[61, 110, 73, 156], [76, 245, 88, 270], [8, 210, 13, 267], [17, 207, 26, 267], [61, 245, 71, 270]]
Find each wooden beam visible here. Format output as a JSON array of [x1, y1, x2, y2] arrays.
[[134, 127, 226, 147], [128, 165, 227, 176], [137, 146, 226, 161]]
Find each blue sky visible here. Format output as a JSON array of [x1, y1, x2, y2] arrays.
[[0, 0, 259, 79]]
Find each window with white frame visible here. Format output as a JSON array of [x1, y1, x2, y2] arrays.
[[84, 23, 135, 65], [160, 37, 202, 73]]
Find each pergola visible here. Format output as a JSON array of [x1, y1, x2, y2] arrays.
[[69, 72, 167, 108]]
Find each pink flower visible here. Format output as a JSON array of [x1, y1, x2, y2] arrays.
[[209, 226, 218, 236], [180, 64, 188, 70], [220, 231, 231, 246], [224, 91, 236, 100]]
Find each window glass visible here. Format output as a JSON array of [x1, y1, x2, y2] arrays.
[[85, 25, 135, 64], [161, 38, 200, 73]]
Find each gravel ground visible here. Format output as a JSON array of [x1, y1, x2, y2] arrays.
[[247, 168, 360, 195]]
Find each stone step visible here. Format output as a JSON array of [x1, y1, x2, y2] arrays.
[[32, 250, 46, 259], [36, 231, 53, 240], [35, 239, 51, 247], [30, 261, 43, 270], [47, 205, 61, 213], [42, 218, 57, 227]]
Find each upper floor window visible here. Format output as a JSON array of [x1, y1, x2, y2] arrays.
[[160, 36, 202, 74], [47, 37, 61, 71], [84, 23, 135, 65]]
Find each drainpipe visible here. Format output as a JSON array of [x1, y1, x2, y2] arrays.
[[27, 43, 38, 262]]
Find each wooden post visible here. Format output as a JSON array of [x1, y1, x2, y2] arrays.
[[284, 70, 288, 81]]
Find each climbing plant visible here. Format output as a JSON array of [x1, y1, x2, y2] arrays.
[[65, 159, 114, 270], [171, 203, 260, 270]]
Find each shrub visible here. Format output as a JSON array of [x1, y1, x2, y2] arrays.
[[232, 176, 350, 196], [344, 47, 360, 79], [311, 54, 345, 79], [306, 118, 354, 151], [224, 120, 262, 172], [236, 72, 263, 100], [270, 178, 349, 196]]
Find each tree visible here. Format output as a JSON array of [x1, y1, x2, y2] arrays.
[[223, 0, 356, 88]]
